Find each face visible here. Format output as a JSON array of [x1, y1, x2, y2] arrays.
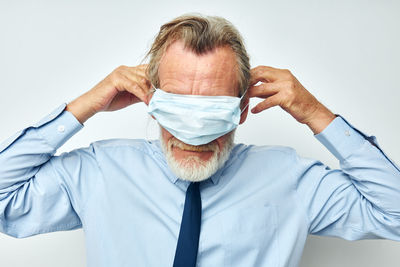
[[157, 40, 248, 182]]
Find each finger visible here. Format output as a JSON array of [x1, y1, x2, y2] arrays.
[[127, 66, 148, 80], [248, 82, 280, 98], [108, 90, 142, 111], [118, 74, 152, 104], [119, 78, 147, 103], [134, 68, 152, 88], [123, 71, 152, 93], [251, 94, 281, 114], [134, 64, 149, 75], [249, 66, 282, 85], [136, 64, 148, 69], [124, 67, 155, 104]]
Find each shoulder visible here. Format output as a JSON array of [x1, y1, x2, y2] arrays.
[[54, 139, 154, 164], [230, 143, 300, 171], [91, 138, 149, 149], [236, 143, 297, 160], [90, 138, 154, 155]]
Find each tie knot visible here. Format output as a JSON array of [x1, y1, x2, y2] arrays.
[[190, 182, 199, 188], [187, 182, 200, 196]]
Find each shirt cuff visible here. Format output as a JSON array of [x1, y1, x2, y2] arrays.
[[314, 115, 368, 161], [35, 103, 84, 149]]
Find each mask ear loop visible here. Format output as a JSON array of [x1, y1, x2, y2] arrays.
[[145, 82, 158, 143], [240, 102, 250, 114], [239, 89, 250, 114], [148, 83, 157, 94]]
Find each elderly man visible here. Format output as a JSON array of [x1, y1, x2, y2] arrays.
[[0, 14, 399, 267]]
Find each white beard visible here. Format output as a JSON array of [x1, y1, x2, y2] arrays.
[[160, 130, 235, 182]]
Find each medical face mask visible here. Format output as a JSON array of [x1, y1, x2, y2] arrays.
[[148, 88, 248, 146]]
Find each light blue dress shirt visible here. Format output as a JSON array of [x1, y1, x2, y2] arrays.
[[1, 103, 400, 267]]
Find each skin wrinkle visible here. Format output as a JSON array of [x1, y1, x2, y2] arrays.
[[159, 42, 239, 97], [192, 61, 202, 96]]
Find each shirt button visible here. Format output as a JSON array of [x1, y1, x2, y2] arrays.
[[57, 125, 65, 133], [344, 130, 350, 136]]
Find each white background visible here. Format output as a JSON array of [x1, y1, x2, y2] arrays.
[[0, 0, 399, 266]]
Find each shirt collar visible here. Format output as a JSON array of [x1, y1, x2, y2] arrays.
[[147, 139, 242, 186]]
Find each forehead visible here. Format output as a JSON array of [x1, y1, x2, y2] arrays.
[[158, 40, 239, 96]]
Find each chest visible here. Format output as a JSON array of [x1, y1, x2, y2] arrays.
[[84, 166, 303, 266]]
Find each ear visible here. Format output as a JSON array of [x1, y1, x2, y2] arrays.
[[239, 97, 249, 125], [147, 90, 156, 120]]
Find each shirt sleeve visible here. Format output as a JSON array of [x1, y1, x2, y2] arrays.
[[294, 115, 400, 240], [0, 103, 100, 238]]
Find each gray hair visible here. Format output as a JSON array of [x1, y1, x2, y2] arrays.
[[145, 13, 250, 97]]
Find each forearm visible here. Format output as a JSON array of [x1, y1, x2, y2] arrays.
[[295, 115, 400, 241], [316, 116, 400, 216], [0, 104, 83, 191]]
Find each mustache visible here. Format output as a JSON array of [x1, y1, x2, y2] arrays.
[[168, 137, 219, 152]]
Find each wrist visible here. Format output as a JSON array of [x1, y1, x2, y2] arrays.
[[305, 104, 336, 135], [65, 94, 97, 125]]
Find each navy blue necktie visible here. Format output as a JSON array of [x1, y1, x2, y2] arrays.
[[173, 182, 202, 267]]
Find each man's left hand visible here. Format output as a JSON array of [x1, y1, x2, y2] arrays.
[[248, 65, 337, 134]]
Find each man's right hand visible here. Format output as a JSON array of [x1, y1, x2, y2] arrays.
[[66, 64, 153, 124]]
